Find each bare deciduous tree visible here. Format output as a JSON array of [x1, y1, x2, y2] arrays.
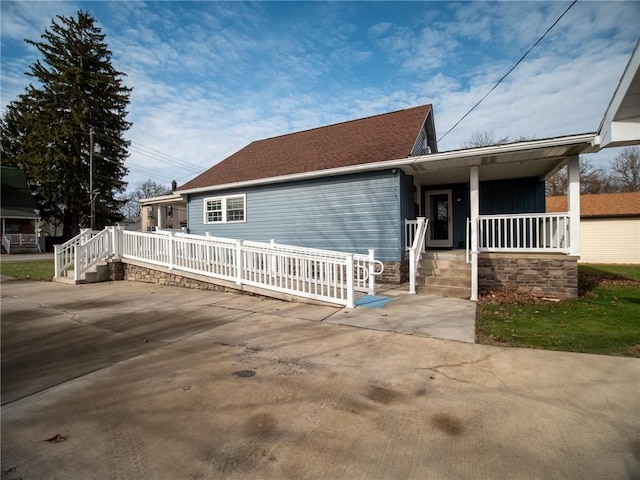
[[120, 179, 171, 218], [462, 131, 511, 148], [546, 159, 617, 196], [610, 146, 640, 192]]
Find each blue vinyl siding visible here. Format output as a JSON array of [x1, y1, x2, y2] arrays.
[[399, 171, 416, 251], [421, 178, 543, 249], [186, 170, 405, 261], [479, 177, 545, 214]]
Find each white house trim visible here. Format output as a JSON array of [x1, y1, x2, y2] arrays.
[[567, 156, 581, 256], [596, 39, 640, 149], [469, 166, 479, 302], [178, 134, 598, 195]]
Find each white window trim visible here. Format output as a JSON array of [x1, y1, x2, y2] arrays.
[[203, 194, 247, 224]]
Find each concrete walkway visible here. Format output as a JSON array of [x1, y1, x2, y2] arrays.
[[1, 280, 638, 480], [340, 285, 476, 343], [0, 252, 54, 263]]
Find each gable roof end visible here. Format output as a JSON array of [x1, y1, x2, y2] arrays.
[[179, 104, 433, 192]]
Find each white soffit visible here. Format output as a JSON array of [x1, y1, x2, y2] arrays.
[[597, 39, 640, 149]]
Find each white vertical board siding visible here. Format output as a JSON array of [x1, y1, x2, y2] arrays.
[[187, 171, 404, 261], [580, 218, 640, 264]]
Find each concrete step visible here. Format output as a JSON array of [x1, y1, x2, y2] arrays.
[[417, 284, 471, 299], [416, 275, 470, 288], [418, 266, 470, 278], [419, 258, 469, 270], [422, 250, 467, 260], [415, 250, 470, 297], [53, 275, 78, 285], [53, 261, 109, 285], [84, 263, 109, 283]]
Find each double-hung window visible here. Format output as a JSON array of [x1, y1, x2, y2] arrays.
[[204, 194, 246, 224]]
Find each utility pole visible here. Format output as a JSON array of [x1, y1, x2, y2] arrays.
[[89, 126, 95, 230]]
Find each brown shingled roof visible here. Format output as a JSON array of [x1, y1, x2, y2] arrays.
[[546, 192, 640, 217], [179, 104, 432, 191]]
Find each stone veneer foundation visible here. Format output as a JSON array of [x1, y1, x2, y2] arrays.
[[378, 260, 409, 284], [478, 253, 579, 299], [117, 261, 326, 305]]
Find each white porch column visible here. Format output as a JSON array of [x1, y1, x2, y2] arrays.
[[470, 166, 479, 302], [157, 205, 163, 229], [567, 155, 580, 256]]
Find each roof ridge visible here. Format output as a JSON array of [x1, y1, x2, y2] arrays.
[[255, 104, 431, 143]]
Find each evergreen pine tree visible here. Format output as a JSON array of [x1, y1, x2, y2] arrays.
[[0, 10, 131, 239]]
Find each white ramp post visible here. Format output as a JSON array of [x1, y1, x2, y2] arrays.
[[368, 248, 376, 295], [470, 166, 479, 302], [345, 253, 355, 308], [235, 239, 244, 285]]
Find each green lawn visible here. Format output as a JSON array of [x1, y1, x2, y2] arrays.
[[0, 260, 55, 281], [476, 264, 640, 357]]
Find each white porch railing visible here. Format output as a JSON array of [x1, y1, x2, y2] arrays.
[[408, 217, 428, 294], [2, 234, 11, 254], [478, 213, 570, 252], [54, 229, 102, 279], [120, 230, 384, 307], [2, 233, 41, 252], [405, 219, 422, 251], [241, 238, 384, 294], [73, 228, 113, 281], [6, 233, 37, 245], [56, 228, 384, 308]]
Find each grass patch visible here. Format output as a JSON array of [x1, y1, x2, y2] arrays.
[[476, 265, 640, 357], [0, 260, 55, 281]]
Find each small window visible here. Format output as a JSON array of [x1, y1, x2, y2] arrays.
[[204, 195, 246, 224], [226, 197, 245, 222], [205, 199, 223, 223], [147, 206, 154, 219], [166, 206, 173, 218]]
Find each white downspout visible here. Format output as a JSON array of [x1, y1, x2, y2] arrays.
[[470, 166, 479, 302], [567, 155, 581, 256]]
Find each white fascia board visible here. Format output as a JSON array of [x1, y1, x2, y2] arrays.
[[597, 39, 640, 148], [138, 193, 185, 205], [177, 133, 597, 195]]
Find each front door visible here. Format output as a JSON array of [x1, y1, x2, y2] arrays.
[[426, 190, 453, 248]]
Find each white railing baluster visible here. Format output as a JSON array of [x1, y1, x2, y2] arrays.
[[408, 217, 429, 294], [477, 213, 571, 253]]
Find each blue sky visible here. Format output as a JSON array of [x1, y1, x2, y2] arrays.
[[1, 1, 639, 192]]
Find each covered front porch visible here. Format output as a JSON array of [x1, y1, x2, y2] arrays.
[[399, 134, 597, 300]]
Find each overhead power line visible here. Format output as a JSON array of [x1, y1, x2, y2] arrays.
[[438, 0, 579, 143]]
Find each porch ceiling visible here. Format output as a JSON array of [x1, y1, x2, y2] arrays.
[[398, 135, 596, 185]]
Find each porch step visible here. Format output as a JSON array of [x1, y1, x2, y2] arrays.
[[417, 284, 471, 299], [416, 250, 471, 299], [54, 261, 109, 285]]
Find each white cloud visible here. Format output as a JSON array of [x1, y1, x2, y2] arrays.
[[2, 1, 638, 191]]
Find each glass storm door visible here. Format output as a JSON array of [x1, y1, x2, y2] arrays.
[[426, 190, 453, 248]]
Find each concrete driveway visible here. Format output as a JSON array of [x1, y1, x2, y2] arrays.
[[1, 280, 639, 479]]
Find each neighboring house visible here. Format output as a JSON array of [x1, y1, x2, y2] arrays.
[[119, 216, 141, 231], [547, 192, 640, 264], [1, 166, 42, 253], [139, 194, 188, 232]]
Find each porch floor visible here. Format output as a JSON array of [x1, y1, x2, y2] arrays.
[[329, 284, 476, 343]]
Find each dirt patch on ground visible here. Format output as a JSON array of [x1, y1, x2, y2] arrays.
[[578, 271, 640, 296], [477, 290, 550, 306], [478, 271, 640, 306]]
